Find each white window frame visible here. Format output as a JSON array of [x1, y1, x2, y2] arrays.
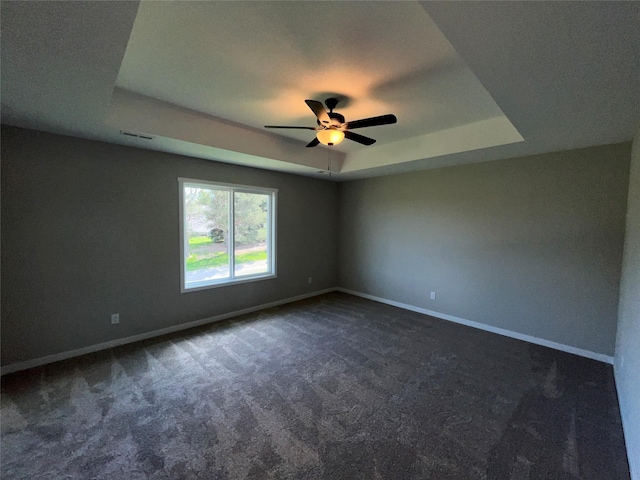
[[179, 177, 277, 292]]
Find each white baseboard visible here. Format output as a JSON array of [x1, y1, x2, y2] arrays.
[[336, 288, 614, 364], [2, 286, 614, 375], [614, 362, 639, 480], [0, 288, 335, 376]]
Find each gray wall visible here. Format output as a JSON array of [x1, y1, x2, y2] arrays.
[[615, 125, 640, 480], [1, 127, 339, 366], [339, 144, 630, 356], [1, 126, 633, 368]]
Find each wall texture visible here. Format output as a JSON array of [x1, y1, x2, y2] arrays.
[[615, 125, 640, 480], [1, 127, 339, 366], [339, 144, 630, 356]]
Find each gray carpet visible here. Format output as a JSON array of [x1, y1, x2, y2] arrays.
[[1, 292, 630, 479]]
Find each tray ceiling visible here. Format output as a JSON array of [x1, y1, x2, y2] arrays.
[[2, 1, 638, 180]]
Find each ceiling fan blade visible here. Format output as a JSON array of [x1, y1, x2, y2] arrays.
[[305, 100, 332, 126], [343, 114, 397, 130], [306, 138, 320, 148], [264, 125, 319, 130], [345, 131, 376, 146]]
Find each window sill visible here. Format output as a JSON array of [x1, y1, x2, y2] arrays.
[[181, 272, 277, 293]]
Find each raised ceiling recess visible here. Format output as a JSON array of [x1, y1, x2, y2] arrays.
[[107, 1, 522, 177]]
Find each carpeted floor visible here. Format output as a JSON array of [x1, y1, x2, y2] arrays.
[[1, 292, 630, 479]]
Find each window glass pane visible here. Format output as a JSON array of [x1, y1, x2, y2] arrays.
[[184, 186, 230, 285], [234, 192, 269, 277], [180, 179, 276, 291]]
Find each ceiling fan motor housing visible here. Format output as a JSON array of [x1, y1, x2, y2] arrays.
[[317, 112, 345, 127]]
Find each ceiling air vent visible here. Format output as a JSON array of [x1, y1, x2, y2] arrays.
[[120, 130, 154, 140]]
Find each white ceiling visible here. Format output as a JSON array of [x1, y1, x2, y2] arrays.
[[2, 1, 639, 181]]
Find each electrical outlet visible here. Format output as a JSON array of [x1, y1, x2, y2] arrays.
[[430, 291, 436, 300], [111, 313, 120, 325], [308, 277, 312, 284]]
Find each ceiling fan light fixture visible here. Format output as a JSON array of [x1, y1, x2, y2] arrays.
[[317, 129, 345, 146]]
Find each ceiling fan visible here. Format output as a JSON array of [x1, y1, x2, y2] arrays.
[[264, 98, 397, 147]]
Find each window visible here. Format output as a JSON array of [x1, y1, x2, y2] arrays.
[[179, 178, 277, 291]]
